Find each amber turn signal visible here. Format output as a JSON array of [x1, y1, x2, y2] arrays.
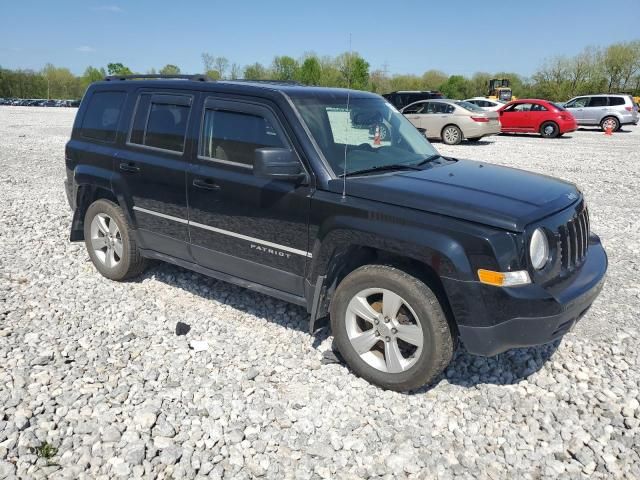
[[477, 269, 531, 287]]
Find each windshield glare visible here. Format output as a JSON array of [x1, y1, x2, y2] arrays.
[[455, 101, 484, 112], [291, 96, 438, 176]]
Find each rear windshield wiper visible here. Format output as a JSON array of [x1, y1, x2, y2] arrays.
[[342, 163, 422, 177]]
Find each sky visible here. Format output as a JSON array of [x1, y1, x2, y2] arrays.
[[1, 0, 638, 77]]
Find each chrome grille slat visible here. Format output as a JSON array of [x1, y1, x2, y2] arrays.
[[558, 207, 589, 273]]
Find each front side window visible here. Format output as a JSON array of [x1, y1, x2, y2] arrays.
[[402, 102, 426, 114], [129, 94, 191, 153], [81, 91, 126, 142], [565, 97, 588, 108], [508, 103, 533, 112], [200, 109, 284, 167], [291, 94, 439, 176]]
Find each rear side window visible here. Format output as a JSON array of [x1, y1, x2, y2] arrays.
[[81, 91, 126, 142], [200, 109, 284, 167], [129, 93, 192, 153], [588, 97, 608, 107], [608, 97, 625, 106]]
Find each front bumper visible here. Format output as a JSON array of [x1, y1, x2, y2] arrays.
[[445, 236, 607, 356]]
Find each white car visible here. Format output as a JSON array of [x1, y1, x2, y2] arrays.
[[463, 97, 505, 111]]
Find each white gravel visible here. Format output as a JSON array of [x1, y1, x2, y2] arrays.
[[1, 106, 639, 479]]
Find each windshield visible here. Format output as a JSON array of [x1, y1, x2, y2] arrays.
[[291, 95, 439, 176], [455, 101, 484, 112]]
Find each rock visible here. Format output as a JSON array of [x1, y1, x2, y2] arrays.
[[245, 367, 260, 381], [0, 461, 16, 478], [124, 442, 146, 465], [189, 340, 208, 352], [159, 445, 182, 465], [102, 425, 121, 443], [133, 411, 157, 431]]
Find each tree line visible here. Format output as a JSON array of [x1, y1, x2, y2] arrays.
[[1, 40, 638, 101]]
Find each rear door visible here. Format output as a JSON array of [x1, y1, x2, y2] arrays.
[[115, 90, 195, 260], [187, 96, 311, 295], [423, 101, 453, 139], [585, 96, 608, 124]]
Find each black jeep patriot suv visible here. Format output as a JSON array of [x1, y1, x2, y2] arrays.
[[65, 75, 607, 391]]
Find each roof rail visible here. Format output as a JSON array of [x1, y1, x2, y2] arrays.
[[222, 79, 303, 86], [104, 74, 210, 82]]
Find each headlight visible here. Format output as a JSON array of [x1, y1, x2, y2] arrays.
[[530, 228, 549, 270]]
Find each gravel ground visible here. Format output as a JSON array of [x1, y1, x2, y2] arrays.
[[0, 106, 639, 479]]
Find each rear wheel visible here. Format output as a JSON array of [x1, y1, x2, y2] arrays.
[[540, 121, 559, 138], [600, 116, 619, 132], [83, 199, 147, 281], [441, 125, 462, 145], [330, 265, 455, 391]]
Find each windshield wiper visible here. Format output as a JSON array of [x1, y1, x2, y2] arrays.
[[415, 154, 442, 166], [343, 163, 422, 177]]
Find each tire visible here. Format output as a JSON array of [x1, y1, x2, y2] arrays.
[[379, 123, 391, 141], [539, 121, 559, 138], [83, 199, 147, 281], [600, 116, 620, 132], [441, 125, 462, 145], [330, 265, 455, 391]]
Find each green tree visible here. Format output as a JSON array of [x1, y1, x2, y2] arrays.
[[337, 52, 369, 90], [438, 75, 472, 99], [297, 56, 321, 85], [272, 56, 298, 81], [421, 70, 448, 90], [107, 63, 133, 76], [243, 62, 268, 80], [159, 64, 181, 75], [81, 66, 106, 90]]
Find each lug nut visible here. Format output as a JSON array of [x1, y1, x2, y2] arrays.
[[384, 317, 390, 323], [374, 319, 379, 325], [385, 336, 391, 342], [375, 330, 380, 336], [391, 328, 397, 334]]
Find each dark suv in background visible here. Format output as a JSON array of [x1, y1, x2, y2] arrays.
[[383, 90, 445, 110], [64, 75, 607, 391]]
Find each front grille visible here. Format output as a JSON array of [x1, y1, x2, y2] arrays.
[[558, 207, 589, 271]]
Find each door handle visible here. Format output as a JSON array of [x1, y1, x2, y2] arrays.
[[119, 162, 140, 173], [193, 178, 220, 191]]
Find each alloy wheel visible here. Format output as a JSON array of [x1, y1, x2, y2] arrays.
[[443, 127, 460, 144], [90, 213, 123, 269], [345, 288, 424, 373]]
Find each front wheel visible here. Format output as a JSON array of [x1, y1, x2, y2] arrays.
[[540, 121, 559, 138], [441, 125, 462, 145], [83, 199, 147, 281], [330, 265, 455, 391]]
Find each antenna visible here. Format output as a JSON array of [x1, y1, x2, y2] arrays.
[[341, 33, 352, 199]]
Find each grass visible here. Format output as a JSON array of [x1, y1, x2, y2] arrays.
[[33, 442, 58, 463]]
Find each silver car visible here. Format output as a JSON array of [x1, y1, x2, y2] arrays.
[[401, 100, 501, 145], [563, 94, 639, 131]]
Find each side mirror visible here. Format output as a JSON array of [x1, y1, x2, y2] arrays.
[[254, 148, 305, 182]]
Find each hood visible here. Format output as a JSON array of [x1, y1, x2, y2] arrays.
[[329, 159, 580, 232]]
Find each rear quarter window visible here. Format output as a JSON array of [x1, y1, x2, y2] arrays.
[[608, 97, 625, 106], [81, 91, 126, 142]]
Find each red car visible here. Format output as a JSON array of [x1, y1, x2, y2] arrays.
[[498, 99, 577, 138]]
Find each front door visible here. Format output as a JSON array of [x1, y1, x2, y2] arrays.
[[500, 102, 532, 131], [564, 97, 589, 123], [116, 90, 196, 260], [187, 97, 311, 295]]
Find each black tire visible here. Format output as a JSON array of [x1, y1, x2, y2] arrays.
[[83, 199, 147, 281], [441, 125, 462, 145], [539, 121, 559, 138], [330, 265, 455, 391], [379, 123, 391, 141], [600, 116, 620, 132]]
